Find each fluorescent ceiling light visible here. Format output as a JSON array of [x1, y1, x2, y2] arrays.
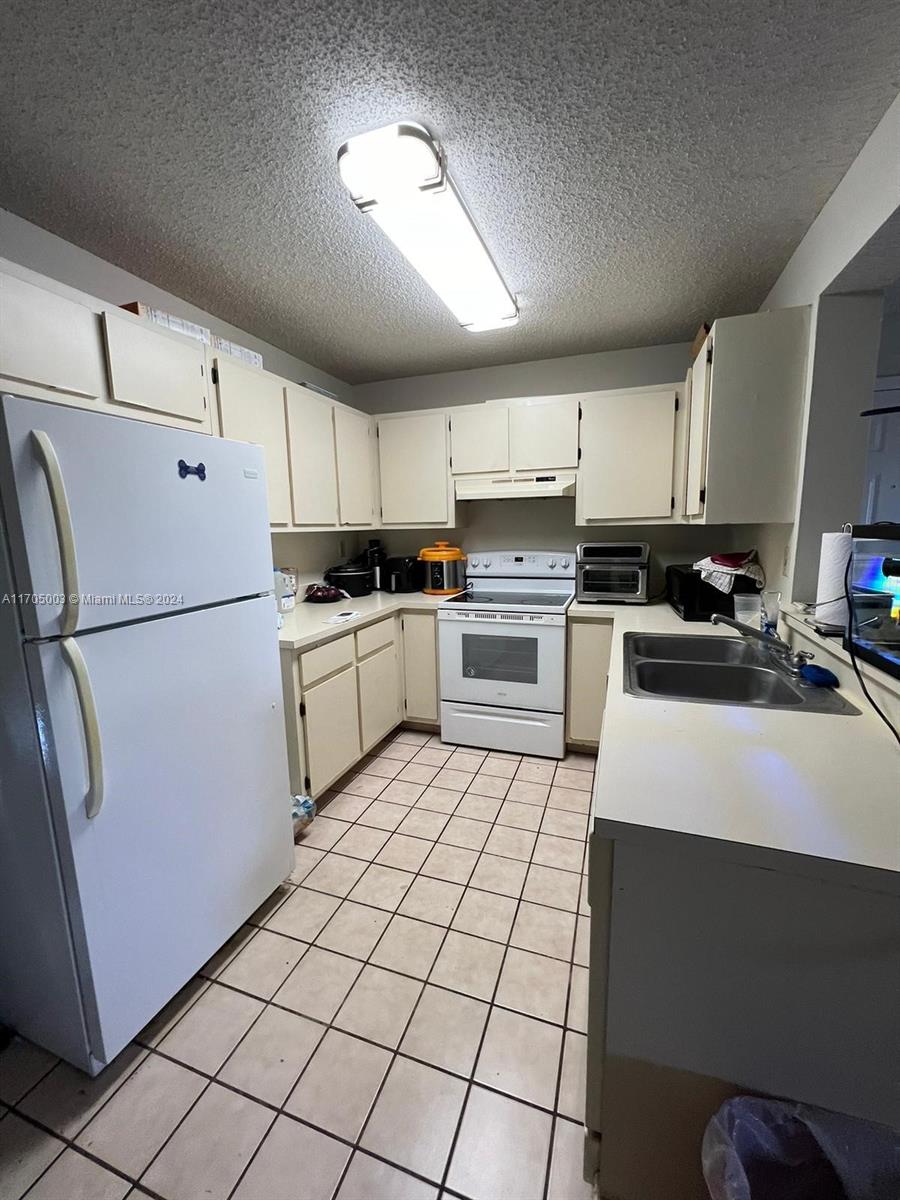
[[338, 122, 518, 333]]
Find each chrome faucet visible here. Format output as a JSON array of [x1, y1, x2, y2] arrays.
[[710, 613, 815, 676]]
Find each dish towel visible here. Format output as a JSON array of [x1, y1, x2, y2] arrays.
[[692, 550, 766, 594]]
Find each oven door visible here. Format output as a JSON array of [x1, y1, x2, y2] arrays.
[[438, 611, 566, 712]]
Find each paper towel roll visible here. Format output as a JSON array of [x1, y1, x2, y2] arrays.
[[815, 531, 852, 625]]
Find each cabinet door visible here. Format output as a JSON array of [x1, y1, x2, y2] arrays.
[[216, 357, 291, 526], [685, 336, 711, 517], [402, 612, 439, 723], [1, 274, 106, 400], [578, 387, 677, 520], [302, 664, 361, 795], [450, 406, 509, 474], [378, 412, 449, 525], [102, 310, 208, 424], [510, 397, 579, 470], [285, 384, 339, 527], [334, 407, 376, 526], [567, 620, 613, 744], [358, 642, 402, 752]]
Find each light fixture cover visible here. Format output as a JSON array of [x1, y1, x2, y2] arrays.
[[338, 122, 518, 333]]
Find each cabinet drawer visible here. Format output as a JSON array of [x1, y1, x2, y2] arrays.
[[300, 633, 355, 687], [356, 617, 397, 659]]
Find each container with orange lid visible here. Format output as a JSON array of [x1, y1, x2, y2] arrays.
[[419, 541, 467, 595]]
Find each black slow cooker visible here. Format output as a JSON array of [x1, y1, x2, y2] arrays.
[[323, 562, 375, 598]]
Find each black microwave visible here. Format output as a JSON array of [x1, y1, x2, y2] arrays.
[[665, 564, 761, 622]]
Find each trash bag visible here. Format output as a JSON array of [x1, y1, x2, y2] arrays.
[[702, 1097, 900, 1200]]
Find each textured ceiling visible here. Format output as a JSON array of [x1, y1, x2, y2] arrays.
[[1, 2, 898, 384]]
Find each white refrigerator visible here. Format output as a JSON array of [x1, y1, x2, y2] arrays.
[[0, 394, 293, 1074]]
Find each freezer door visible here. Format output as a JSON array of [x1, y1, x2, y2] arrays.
[[0, 394, 273, 637], [29, 595, 292, 1065]]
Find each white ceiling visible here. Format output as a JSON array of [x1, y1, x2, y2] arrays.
[[1, 1, 898, 383]]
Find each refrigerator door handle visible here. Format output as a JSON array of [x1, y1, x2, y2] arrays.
[[32, 430, 80, 636], [61, 636, 104, 818]]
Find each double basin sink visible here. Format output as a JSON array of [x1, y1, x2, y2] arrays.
[[623, 633, 858, 715]]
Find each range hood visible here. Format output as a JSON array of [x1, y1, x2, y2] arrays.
[[455, 472, 577, 501]]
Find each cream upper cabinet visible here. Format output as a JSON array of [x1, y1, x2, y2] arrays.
[[509, 396, 580, 470], [685, 337, 711, 517], [450, 405, 509, 474], [334, 406, 376, 526], [0, 273, 106, 401], [377, 411, 451, 526], [285, 384, 339, 527], [215, 357, 292, 526], [402, 612, 439, 723], [686, 307, 810, 524], [577, 386, 678, 522], [102, 310, 208, 424]]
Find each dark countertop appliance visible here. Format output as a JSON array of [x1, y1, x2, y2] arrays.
[[382, 555, 425, 594], [844, 523, 900, 680], [323, 562, 375, 597], [666, 563, 761, 622]]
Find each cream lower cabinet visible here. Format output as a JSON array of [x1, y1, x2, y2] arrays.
[[357, 622, 403, 752], [302, 664, 361, 796], [401, 612, 440, 723], [283, 617, 407, 798], [567, 618, 614, 745]]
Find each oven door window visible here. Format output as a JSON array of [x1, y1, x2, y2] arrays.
[[583, 568, 640, 595], [461, 632, 539, 685]]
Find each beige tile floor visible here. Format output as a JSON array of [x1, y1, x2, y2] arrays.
[[0, 729, 595, 1200]]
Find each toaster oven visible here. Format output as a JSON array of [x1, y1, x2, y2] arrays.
[[576, 542, 649, 603]]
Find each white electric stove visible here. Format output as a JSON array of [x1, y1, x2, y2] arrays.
[[438, 550, 575, 758]]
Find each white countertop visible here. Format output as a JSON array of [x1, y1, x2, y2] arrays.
[[278, 589, 447, 651], [590, 603, 899, 884]]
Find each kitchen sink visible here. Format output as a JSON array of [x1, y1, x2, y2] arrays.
[[627, 634, 758, 665], [623, 633, 859, 715]]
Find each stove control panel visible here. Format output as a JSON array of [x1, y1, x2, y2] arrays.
[[465, 550, 576, 578]]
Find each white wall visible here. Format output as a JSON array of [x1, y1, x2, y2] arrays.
[[0, 209, 351, 399], [352, 342, 691, 412], [761, 94, 900, 310]]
